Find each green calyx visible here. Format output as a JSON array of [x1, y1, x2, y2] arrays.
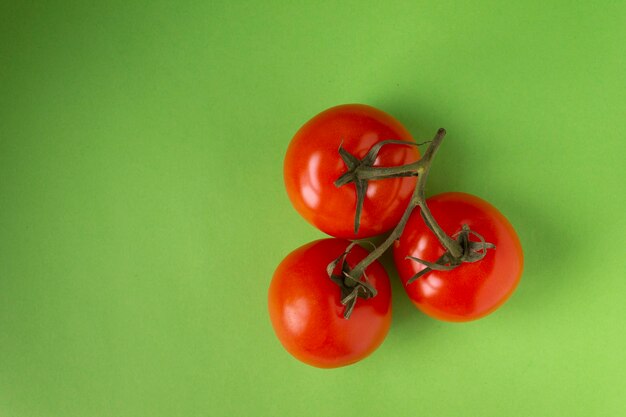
[[334, 139, 425, 235], [406, 224, 496, 284], [326, 242, 377, 319]]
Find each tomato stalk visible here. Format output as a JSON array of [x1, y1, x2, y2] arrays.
[[332, 128, 495, 318], [343, 129, 454, 277], [335, 145, 427, 186]]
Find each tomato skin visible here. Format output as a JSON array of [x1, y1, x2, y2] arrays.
[[284, 104, 420, 239], [393, 192, 523, 322], [268, 239, 392, 368]]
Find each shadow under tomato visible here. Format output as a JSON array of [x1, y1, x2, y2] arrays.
[[481, 193, 577, 316]]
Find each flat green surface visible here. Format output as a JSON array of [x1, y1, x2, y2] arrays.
[[1, 1, 625, 416]]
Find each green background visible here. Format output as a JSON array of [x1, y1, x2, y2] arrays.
[[1, 1, 625, 416]]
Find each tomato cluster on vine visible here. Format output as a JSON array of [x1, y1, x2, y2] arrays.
[[269, 104, 524, 368]]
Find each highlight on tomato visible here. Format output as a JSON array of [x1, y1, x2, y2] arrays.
[[393, 192, 523, 322], [268, 238, 392, 368], [283, 104, 420, 239]]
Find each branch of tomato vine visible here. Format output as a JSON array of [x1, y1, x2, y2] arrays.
[[344, 128, 453, 279], [330, 128, 496, 319]]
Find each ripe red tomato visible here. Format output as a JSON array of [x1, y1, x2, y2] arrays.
[[393, 192, 523, 322], [284, 104, 420, 239], [268, 238, 391, 368]]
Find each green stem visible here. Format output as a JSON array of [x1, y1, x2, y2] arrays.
[[347, 128, 461, 280], [355, 160, 423, 181]]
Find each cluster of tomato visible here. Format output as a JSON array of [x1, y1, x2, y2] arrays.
[[268, 104, 524, 368]]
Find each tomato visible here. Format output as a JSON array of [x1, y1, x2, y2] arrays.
[[284, 104, 420, 239], [393, 192, 523, 322], [268, 238, 392, 368]]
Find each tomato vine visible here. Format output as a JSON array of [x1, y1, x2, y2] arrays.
[[270, 104, 523, 367], [330, 128, 495, 318]]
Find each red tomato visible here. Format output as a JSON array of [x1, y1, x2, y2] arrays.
[[268, 239, 391, 368], [393, 192, 523, 322], [284, 104, 420, 239]]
